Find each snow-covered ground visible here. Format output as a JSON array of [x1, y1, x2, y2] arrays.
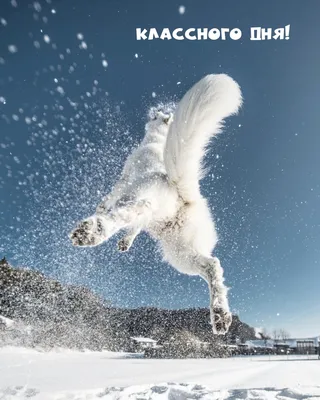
[[0, 347, 319, 399]]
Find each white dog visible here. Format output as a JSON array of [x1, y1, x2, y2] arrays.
[[70, 74, 242, 334]]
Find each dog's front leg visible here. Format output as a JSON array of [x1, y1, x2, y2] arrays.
[[96, 194, 112, 214], [69, 213, 119, 248], [117, 226, 141, 252], [70, 198, 152, 248]]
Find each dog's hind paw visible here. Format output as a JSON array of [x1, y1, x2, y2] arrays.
[[211, 307, 232, 335]]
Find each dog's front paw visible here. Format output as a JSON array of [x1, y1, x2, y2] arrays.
[[70, 216, 105, 247], [211, 307, 232, 335], [117, 237, 130, 252]]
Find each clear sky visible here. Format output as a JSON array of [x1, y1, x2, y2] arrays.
[[0, 0, 319, 338]]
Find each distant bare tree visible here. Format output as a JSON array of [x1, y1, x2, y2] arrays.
[[279, 329, 290, 342], [273, 329, 281, 343]]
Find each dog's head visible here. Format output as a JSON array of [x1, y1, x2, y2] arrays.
[[150, 109, 174, 125], [146, 102, 175, 133]]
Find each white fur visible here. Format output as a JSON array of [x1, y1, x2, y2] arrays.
[[70, 74, 242, 335], [164, 74, 242, 202]]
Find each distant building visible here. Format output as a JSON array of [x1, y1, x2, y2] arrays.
[[295, 339, 318, 355], [129, 337, 158, 352], [273, 343, 291, 355], [245, 337, 319, 355]]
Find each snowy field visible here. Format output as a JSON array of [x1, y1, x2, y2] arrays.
[[0, 348, 320, 399]]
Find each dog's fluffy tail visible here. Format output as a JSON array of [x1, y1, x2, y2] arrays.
[[164, 74, 242, 202]]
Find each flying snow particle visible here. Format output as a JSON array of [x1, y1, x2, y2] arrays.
[[238, 124, 242, 128], [152, 92, 156, 98], [33, 2, 41, 12], [102, 60, 108, 68], [1, 18, 7, 26], [56, 86, 65, 95], [25, 117, 32, 124], [276, 313, 280, 316], [80, 41, 87, 50], [51, 9, 56, 14], [11, 0, 18, 7], [12, 114, 19, 121], [0, 58, 4, 65], [0, 97, 6, 104], [8, 45, 18, 53], [54, 78, 58, 83], [33, 41, 40, 49], [134, 53, 139, 58], [43, 34, 50, 43], [177, 81, 181, 85], [178, 5, 186, 14], [77, 33, 84, 40], [13, 156, 20, 164], [216, 154, 220, 159]]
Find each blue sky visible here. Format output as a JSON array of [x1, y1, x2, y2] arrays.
[[0, 0, 319, 338]]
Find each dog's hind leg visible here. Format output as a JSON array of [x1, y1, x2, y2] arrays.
[[163, 245, 231, 335], [197, 256, 232, 335]]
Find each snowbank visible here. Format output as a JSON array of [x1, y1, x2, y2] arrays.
[[1, 383, 320, 400], [1, 348, 320, 399]]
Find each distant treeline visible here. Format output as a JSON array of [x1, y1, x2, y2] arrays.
[[0, 257, 256, 353]]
